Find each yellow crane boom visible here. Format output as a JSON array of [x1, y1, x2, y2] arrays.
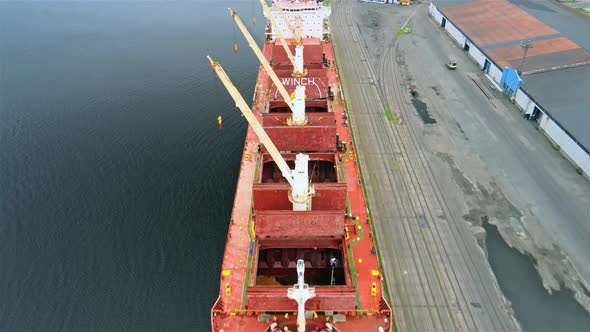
[[207, 55, 291, 181], [207, 55, 314, 210], [266, 0, 306, 78], [229, 8, 294, 112]]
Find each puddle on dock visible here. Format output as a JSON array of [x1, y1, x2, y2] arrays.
[[484, 222, 590, 332], [411, 97, 436, 124]]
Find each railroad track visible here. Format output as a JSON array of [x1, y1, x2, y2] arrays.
[[330, 1, 521, 331]]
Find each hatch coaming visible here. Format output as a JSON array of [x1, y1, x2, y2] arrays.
[[258, 153, 339, 183], [271, 48, 326, 69], [255, 210, 345, 239], [254, 238, 349, 286], [252, 152, 346, 211], [266, 100, 330, 113], [261, 112, 337, 152], [245, 237, 357, 311]]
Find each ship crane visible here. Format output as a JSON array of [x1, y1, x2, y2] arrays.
[[208, 56, 315, 211], [230, 8, 307, 126], [271, 0, 306, 78], [272, 0, 302, 43], [259, 0, 306, 77], [287, 259, 316, 332]]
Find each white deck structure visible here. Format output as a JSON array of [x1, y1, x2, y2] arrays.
[[264, 0, 331, 40]]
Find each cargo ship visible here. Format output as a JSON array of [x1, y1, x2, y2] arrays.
[[208, 1, 392, 331]]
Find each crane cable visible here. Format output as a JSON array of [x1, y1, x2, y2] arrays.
[[232, 15, 238, 54], [251, 0, 257, 26]]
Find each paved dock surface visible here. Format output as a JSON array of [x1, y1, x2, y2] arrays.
[[330, 1, 523, 331]]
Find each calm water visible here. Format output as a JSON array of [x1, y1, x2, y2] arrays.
[[0, 1, 264, 330], [484, 223, 590, 332]]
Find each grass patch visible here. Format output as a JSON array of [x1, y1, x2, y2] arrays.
[[384, 107, 401, 123], [324, 0, 332, 6], [396, 25, 412, 36], [576, 8, 590, 16], [384, 107, 395, 121]]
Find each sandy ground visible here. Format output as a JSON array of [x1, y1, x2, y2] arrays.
[[340, 0, 590, 315]]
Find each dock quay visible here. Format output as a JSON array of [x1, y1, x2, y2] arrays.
[[330, 1, 522, 330]]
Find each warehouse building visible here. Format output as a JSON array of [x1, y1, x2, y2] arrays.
[[429, 0, 590, 178]]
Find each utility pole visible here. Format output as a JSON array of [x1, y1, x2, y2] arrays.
[[517, 40, 533, 75]]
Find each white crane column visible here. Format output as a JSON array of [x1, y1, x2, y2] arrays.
[[291, 85, 306, 126], [290, 153, 313, 211], [294, 45, 305, 77]]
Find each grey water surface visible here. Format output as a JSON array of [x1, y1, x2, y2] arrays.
[[0, 1, 264, 330], [484, 223, 590, 332]]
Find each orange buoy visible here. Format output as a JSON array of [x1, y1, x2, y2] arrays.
[[218, 115, 223, 128]]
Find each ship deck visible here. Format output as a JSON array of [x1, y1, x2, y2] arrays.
[[211, 38, 391, 332]]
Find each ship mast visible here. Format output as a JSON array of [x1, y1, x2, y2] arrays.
[[259, 0, 306, 77], [208, 56, 314, 211], [229, 8, 307, 126]]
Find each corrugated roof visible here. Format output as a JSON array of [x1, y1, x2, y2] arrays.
[[433, 0, 590, 152], [508, 0, 590, 51], [522, 66, 590, 151], [432, 0, 478, 7], [435, 0, 590, 52], [440, 0, 557, 47], [437, 0, 590, 74], [486, 37, 590, 74]]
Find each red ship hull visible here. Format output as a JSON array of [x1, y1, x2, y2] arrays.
[[211, 36, 392, 332]]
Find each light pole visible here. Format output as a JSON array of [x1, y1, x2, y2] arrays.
[[517, 40, 533, 75]]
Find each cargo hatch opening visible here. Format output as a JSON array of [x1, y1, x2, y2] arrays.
[[260, 154, 338, 183], [269, 100, 328, 113], [254, 239, 348, 287]]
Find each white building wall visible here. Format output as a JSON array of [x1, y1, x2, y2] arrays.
[[429, 3, 444, 25], [267, 5, 331, 39], [445, 21, 466, 46], [540, 117, 590, 177], [467, 44, 487, 68], [514, 88, 536, 114], [515, 88, 530, 110], [525, 98, 536, 115], [489, 63, 503, 84]]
